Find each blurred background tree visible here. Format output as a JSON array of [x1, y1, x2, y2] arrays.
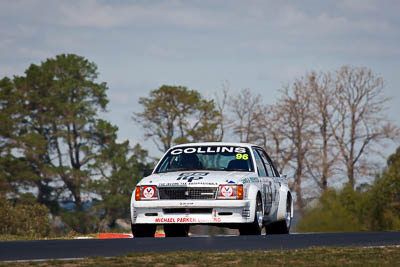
[[367, 147, 400, 230], [0, 194, 51, 238], [133, 85, 222, 152], [88, 120, 151, 232], [298, 147, 400, 232], [0, 54, 150, 235]]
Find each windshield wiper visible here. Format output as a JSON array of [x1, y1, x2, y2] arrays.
[[202, 168, 225, 171]]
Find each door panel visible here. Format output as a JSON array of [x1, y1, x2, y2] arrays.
[[256, 148, 281, 215]]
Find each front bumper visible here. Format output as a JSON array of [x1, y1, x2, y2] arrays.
[[131, 199, 253, 224]]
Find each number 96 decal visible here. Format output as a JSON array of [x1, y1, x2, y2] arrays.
[[236, 153, 248, 160]]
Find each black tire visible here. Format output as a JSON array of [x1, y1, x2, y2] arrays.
[[131, 224, 157, 238], [239, 195, 263, 235], [164, 224, 190, 237], [265, 194, 291, 235]]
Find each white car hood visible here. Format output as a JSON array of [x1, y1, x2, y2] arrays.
[[138, 170, 256, 187]]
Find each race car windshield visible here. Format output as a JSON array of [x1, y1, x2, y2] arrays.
[[156, 146, 254, 173]]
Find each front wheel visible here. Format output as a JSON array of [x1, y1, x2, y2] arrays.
[[239, 195, 263, 235], [131, 224, 157, 238]]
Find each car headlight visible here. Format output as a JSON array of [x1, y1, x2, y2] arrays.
[[135, 185, 159, 201], [217, 185, 243, 200]]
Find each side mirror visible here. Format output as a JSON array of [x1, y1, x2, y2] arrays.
[[143, 168, 153, 177]]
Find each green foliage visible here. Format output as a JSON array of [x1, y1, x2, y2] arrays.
[[0, 195, 51, 238], [0, 77, 26, 195], [299, 147, 400, 233], [367, 147, 400, 231], [134, 85, 222, 152], [59, 209, 99, 235], [1, 54, 153, 234], [18, 54, 110, 211], [0, 54, 113, 213], [297, 186, 368, 232], [89, 125, 150, 231]]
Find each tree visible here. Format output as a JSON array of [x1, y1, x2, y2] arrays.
[[212, 80, 231, 142], [0, 77, 16, 157], [0, 77, 19, 195], [272, 80, 315, 215], [0, 77, 48, 200], [134, 85, 222, 152], [227, 88, 290, 173], [254, 104, 293, 174], [298, 147, 400, 233], [368, 147, 400, 230], [297, 185, 368, 233], [89, 120, 150, 231], [305, 72, 339, 192], [228, 88, 264, 143], [9, 54, 109, 211], [330, 66, 399, 189]]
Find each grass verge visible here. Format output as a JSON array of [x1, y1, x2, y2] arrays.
[[0, 233, 101, 242], [1, 246, 399, 266]]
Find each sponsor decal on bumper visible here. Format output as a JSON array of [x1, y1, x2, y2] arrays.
[[154, 217, 222, 223], [132, 199, 252, 224]]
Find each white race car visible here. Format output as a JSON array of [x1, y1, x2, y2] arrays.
[[130, 142, 293, 237]]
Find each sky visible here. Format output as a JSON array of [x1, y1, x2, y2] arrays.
[[1, 0, 400, 158]]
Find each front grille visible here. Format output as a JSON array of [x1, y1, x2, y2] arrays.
[[159, 187, 217, 200], [163, 208, 213, 214]]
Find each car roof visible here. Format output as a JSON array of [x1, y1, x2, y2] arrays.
[[169, 142, 257, 149]]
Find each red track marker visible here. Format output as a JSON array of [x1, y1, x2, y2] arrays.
[[98, 233, 132, 239]]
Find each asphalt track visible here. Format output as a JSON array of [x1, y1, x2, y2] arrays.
[[1, 232, 400, 261]]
